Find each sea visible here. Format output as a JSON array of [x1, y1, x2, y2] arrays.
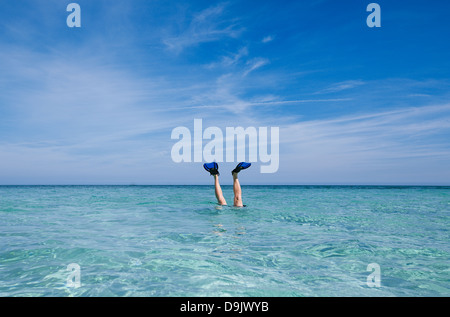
[[0, 185, 449, 297]]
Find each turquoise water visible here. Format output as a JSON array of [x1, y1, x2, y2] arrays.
[[0, 185, 449, 297]]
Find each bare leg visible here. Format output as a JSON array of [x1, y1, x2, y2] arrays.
[[232, 172, 243, 207], [214, 175, 227, 205]]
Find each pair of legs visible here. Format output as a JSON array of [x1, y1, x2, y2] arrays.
[[204, 162, 251, 207], [214, 172, 243, 207]]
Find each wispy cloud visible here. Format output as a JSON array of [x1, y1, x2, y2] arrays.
[[182, 98, 352, 111], [0, 43, 192, 167], [314, 80, 366, 94], [279, 103, 450, 184], [262, 35, 275, 43], [162, 3, 242, 53], [283, 104, 450, 145], [206, 46, 249, 69], [242, 58, 270, 77]]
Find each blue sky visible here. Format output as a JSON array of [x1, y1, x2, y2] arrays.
[[0, 0, 449, 185]]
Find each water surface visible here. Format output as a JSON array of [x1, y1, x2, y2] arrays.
[[0, 185, 449, 296]]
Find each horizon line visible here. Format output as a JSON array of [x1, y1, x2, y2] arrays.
[[1, 184, 449, 187]]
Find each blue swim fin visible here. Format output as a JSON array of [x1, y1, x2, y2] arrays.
[[232, 162, 251, 175], [203, 162, 219, 176]]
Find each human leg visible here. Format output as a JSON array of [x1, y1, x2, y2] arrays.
[[204, 162, 227, 206], [214, 174, 227, 206], [231, 162, 251, 207], [232, 172, 243, 207]]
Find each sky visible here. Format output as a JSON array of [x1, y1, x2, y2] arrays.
[[0, 0, 449, 185]]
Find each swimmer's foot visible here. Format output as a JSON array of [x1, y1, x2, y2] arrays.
[[203, 162, 220, 176], [231, 162, 251, 175]]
